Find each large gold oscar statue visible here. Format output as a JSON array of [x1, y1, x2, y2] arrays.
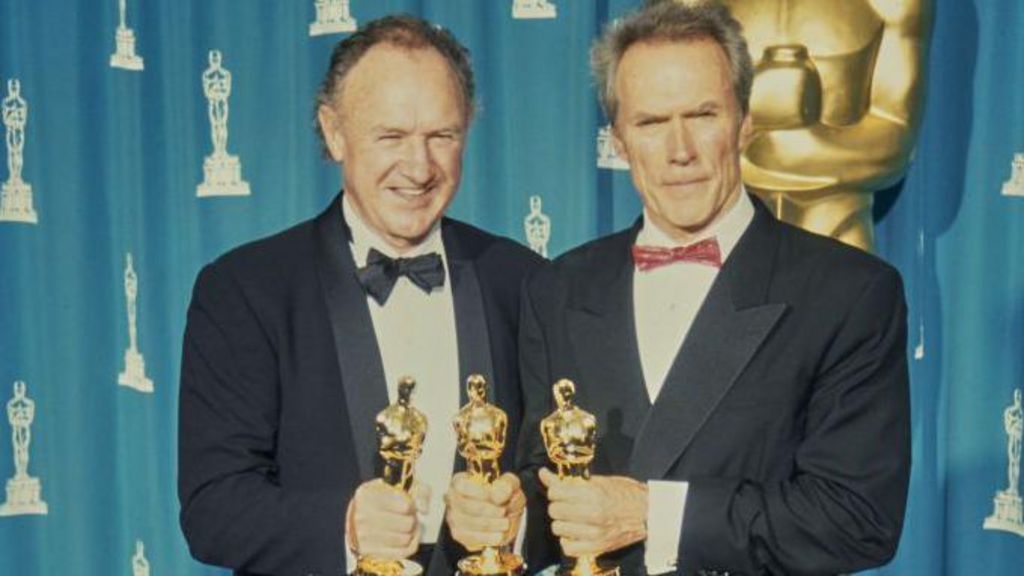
[[681, 0, 932, 250], [452, 375, 525, 576], [356, 377, 428, 576], [541, 379, 618, 576]]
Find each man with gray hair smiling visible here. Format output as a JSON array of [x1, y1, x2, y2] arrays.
[[178, 14, 541, 576], [518, 1, 911, 574]]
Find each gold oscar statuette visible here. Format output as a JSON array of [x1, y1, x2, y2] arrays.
[[355, 377, 428, 576], [452, 374, 526, 576], [541, 379, 618, 576]]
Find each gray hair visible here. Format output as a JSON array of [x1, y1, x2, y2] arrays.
[[314, 14, 476, 155], [591, 0, 753, 123]]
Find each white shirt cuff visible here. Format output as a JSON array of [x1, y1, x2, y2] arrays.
[[644, 480, 689, 575]]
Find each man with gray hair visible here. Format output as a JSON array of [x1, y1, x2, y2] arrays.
[[179, 14, 540, 575], [518, 1, 910, 574]]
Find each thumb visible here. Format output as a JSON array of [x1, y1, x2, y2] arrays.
[[538, 466, 556, 488]]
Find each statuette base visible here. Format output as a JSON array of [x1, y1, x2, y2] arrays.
[[355, 557, 423, 576], [984, 490, 1024, 536], [119, 348, 154, 393], [457, 549, 525, 576], [556, 559, 618, 576], [197, 154, 250, 197], [0, 476, 48, 516], [513, 4, 556, 20], [0, 181, 37, 223], [310, 19, 357, 36], [110, 28, 144, 71]]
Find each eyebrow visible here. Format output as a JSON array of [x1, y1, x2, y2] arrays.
[[369, 123, 465, 135], [628, 100, 723, 122]]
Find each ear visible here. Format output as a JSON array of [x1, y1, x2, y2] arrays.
[[317, 104, 347, 162], [611, 123, 630, 163], [738, 113, 754, 151]]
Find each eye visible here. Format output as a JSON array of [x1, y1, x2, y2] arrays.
[[377, 132, 403, 142], [428, 132, 462, 146], [636, 117, 666, 128]]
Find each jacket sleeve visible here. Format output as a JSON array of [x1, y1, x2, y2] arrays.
[[178, 262, 349, 576], [678, 267, 911, 576]]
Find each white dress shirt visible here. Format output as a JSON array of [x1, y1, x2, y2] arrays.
[[633, 191, 755, 574], [344, 196, 460, 546]]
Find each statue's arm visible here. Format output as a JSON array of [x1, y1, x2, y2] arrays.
[[743, 0, 933, 192]]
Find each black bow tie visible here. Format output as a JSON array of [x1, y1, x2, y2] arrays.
[[356, 248, 446, 305]]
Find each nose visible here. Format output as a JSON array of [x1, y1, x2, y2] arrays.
[[667, 118, 696, 165], [400, 137, 435, 185]]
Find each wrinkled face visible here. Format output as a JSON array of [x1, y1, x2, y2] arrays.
[[319, 44, 468, 252], [613, 39, 752, 243]]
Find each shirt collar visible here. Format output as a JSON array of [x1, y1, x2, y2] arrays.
[[637, 187, 754, 264], [342, 193, 445, 268]]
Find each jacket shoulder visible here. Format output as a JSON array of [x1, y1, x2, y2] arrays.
[[527, 227, 634, 289], [445, 218, 545, 273], [194, 216, 319, 297], [775, 220, 902, 284]]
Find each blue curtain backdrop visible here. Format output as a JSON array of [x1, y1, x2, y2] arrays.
[[1, 0, 1022, 574]]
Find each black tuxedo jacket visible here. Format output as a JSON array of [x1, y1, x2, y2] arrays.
[[518, 198, 910, 575], [178, 194, 543, 576]]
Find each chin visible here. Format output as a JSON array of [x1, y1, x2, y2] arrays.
[[388, 223, 434, 245]]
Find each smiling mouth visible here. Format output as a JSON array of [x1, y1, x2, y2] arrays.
[[388, 186, 434, 199]]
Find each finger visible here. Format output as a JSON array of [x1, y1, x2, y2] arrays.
[[345, 497, 358, 550], [560, 538, 608, 558], [445, 507, 483, 552], [548, 501, 602, 524], [451, 473, 489, 500], [447, 488, 506, 519], [447, 509, 508, 549], [488, 473, 520, 504], [354, 517, 420, 559], [447, 506, 511, 535], [355, 526, 417, 549], [538, 466, 557, 489], [412, 482, 431, 516], [353, 508, 418, 535], [505, 487, 527, 516], [545, 479, 592, 504], [550, 520, 605, 541], [401, 531, 420, 559], [450, 527, 505, 550], [358, 483, 417, 515], [500, 472, 522, 491]]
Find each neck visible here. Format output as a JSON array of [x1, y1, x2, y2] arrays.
[[649, 187, 742, 245]]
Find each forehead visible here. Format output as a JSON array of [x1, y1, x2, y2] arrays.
[[615, 38, 735, 112], [338, 43, 465, 120]]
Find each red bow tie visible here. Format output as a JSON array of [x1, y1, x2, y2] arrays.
[[632, 237, 722, 271]]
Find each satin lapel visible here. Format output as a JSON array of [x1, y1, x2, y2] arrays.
[[442, 222, 494, 474], [629, 201, 788, 480], [312, 194, 389, 483], [566, 225, 650, 474]]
